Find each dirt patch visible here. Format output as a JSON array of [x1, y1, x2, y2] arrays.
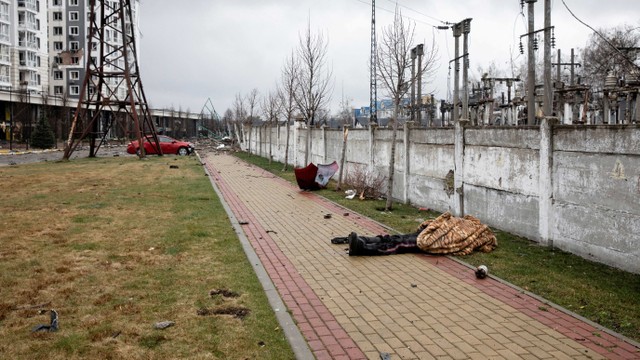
[[197, 306, 251, 319], [209, 288, 240, 298]]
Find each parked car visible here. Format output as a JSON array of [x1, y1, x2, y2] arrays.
[[127, 135, 194, 156]]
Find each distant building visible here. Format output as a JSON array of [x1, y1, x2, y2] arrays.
[[47, 0, 141, 100], [0, 0, 49, 92]]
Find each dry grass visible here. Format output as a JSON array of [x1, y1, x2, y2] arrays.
[[0, 155, 294, 359]]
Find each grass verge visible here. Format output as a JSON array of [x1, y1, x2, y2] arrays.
[[234, 151, 640, 343], [0, 155, 294, 359]]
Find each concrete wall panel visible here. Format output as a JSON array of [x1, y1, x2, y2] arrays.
[[465, 184, 539, 239], [464, 146, 539, 196], [554, 152, 640, 214], [553, 202, 640, 273]]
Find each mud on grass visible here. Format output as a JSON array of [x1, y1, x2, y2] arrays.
[[0, 155, 294, 359]]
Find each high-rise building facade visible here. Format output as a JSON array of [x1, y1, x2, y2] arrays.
[[48, 0, 140, 101], [0, 0, 49, 92]]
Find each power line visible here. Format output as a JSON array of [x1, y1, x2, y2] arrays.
[[351, 0, 439, 28], [561, 0, 640, 71], [383, 0, 446, 25]]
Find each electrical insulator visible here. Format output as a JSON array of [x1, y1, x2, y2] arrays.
[[519, 40, 524, 54], [551, 35, 556, 48], [533, 37, 538, 51]]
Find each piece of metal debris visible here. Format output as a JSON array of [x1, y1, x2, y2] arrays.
[[31, 309, 58, 333]]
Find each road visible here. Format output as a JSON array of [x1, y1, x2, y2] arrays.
[[0, 146, 133, 166]]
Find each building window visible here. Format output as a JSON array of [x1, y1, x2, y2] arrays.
[[69, 26, 79, 36], [53, 70, 63, 80], [69, 0, 78, 6], [69, 41, 79, 50], [70, 70, 79, 80], [54, 86, 63, 94], [71, 56, 79, 65], [53, 26, 63, 35], [91, 42, 97, 51], [53, 56, 61, 64], [53, 12, 62, 21], [69, 11, 78, 21], [53, 41, 63, 51], [53, 0, 61, 5], [70, 85, 79, 95]]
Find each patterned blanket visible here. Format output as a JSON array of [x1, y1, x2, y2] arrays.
[[416, 212, 497, 256]]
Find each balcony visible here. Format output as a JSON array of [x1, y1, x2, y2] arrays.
[[19, 59, 37, 68], [17, 0, 38, 12], [18, 39, 38, 50], [18, 21, 38, 32]]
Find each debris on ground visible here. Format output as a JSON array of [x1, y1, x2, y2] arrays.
[[31, 309, 58, 333], [345, 189, 356, 199], [154, 321, 175, 330], [192, 137, 240, 153], [475, 265, 488, 279], [294, 161, 339, 190]]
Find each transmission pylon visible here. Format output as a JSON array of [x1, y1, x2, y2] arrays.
[[63, 0, 160, 160], [370, 0, 378, 125]]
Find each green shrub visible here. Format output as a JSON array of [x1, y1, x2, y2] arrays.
[[31, 113, 56, 149]]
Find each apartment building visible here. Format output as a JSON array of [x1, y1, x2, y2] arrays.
[[48, 0, 140, 101], [0, 0, 48, 92]]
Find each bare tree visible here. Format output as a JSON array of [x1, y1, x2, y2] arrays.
[[262, 89, 282, 164], [294, 21, 333, 165], [582, 24, 640, 92], [377, 7, 437, 211], [232, 93, 246, 144], [223, 108, 234, 139], [279, 51, 299, 171], [245, 88, 260, 153]]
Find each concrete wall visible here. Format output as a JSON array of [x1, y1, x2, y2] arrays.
[[243, 122, 640, 274]]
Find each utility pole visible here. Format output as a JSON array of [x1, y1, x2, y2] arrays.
[[63, 0, 159, 160], [370, 0, 377, 125], [526, 0, 536, 125], [552, 48, 581, 123], [462, 19, 471, 122], [452, 23, 462, 122], [543, 0, 553, 117], [410, 47, 416, 121], [416, 44, 424, 125]]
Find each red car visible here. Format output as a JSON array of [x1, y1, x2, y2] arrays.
[[127, 135, 194, 156]]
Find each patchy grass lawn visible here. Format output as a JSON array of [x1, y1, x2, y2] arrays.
[[234, 151, 640, 343], [0, 155, 294, 359]]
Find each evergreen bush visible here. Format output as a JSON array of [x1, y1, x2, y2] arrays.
[[30, 113, 56, 149]]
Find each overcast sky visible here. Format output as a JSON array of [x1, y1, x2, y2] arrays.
[[138, 0, 639, 117]]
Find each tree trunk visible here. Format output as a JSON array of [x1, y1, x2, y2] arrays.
[[283, 120, 291, 171], [336, 127, 349, 190], [385, 103, 400, 211], [268, 123, 273, 165], [304, 124, 312, 165]]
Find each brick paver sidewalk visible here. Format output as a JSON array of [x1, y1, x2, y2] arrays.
[[203, 153, 639, 360]]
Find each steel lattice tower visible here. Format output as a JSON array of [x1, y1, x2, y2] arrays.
[[370, 0, 377, 125], [63, 0, 160, 159]]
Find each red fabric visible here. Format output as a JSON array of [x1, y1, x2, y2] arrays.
[[295, 163, 320, 190]]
